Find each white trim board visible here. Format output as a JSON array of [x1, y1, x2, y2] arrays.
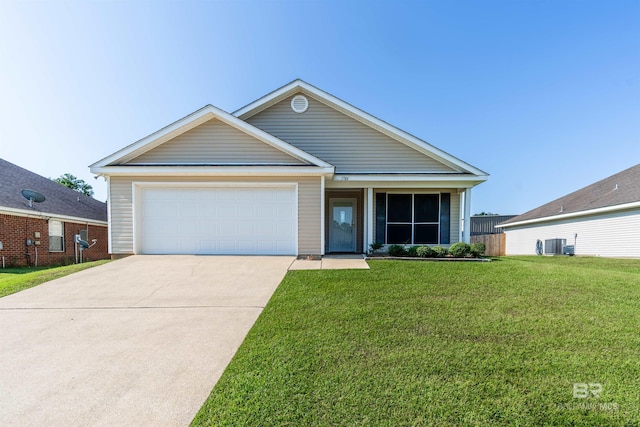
[[93, 166, 334, 177], [90, 105, 334, 171]]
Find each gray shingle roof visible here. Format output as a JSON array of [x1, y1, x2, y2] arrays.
[[0, 158, 107, 222], [501, 163, 640, 226]]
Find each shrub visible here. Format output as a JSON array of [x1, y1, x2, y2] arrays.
[[387, 244, 408, 257], [407, 246, 420, 257], [369, 242, 384, 254], [470, 242, 486, 257], [432, 246, 449, 257], [416, 246, 435, 258], [448, 242, 471, 258]]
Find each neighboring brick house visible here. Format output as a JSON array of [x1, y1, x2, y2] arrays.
[[0, 158, 108, 267]]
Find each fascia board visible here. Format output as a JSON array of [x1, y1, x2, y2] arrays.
[[332, 174, 488, 182], [500, 201, 640, 229], [232, 79, 304, 117], [90, 165, 335, 177], [327, 174, 487, 189], [327, 180, 485, 189], [216, 112, 334, 169], [91, 103, 333, 169], [90, 106, 216, 168], [234, 80, 489, 177], [0, 206, 108, 226]]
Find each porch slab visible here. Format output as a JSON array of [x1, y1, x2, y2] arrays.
[[288, 255, 369, 270]]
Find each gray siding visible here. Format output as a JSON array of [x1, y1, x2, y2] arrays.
[[109, 177, 134, 254], [449, 191, 460, 244], [297, 178, 322, 255], [246, 95, 458, 173], [109, 176, 322, 255], [125, 119, 306, 165]]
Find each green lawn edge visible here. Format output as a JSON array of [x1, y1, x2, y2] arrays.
[[192, 256, 640, 426], [0, 260, 111, 298]]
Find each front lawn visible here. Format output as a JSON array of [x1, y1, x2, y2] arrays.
[[193, 257, 640, 426], [0, 260, 111, 298]]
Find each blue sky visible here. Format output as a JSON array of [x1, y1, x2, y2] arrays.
[[1, 0, 638, 215]]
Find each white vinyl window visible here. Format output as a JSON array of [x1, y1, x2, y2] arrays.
[[49, 220, 64, 252]]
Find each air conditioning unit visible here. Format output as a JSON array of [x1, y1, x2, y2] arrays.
[[544, 239, 566, 255]]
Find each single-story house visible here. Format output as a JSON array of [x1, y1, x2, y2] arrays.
[[90, 80, 488, 257], [500, 163, 640, 257], [0, 158, 109, 266]]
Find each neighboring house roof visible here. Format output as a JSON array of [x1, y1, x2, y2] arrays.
[[501, 163, 640, 228], [90, 104, 334, 174], [0, 158, 107, 223], [234, 79, 488, 177]]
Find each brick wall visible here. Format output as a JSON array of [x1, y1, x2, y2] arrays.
[[0, 213, 109, 267]]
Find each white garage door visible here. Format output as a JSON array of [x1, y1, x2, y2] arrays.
[[139, 186, 297, 255]]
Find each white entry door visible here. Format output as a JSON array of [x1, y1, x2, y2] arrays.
[[138, 185, 297, 255]]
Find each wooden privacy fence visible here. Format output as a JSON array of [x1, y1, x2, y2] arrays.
[[471, 233, 506, 257]]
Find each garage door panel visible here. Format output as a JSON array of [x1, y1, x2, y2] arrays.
[[178, 240, 199, 253], [179, 204, 200, 218], [139, 186, 296, 255], [217, 190, 236, 201], [179, 221, 198, 234], [201, 240, 217, 252]]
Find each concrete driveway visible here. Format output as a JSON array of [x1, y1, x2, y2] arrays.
[[0, 255, 294, 426]]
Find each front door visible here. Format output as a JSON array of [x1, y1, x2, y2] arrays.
[[329, 198, 356, 252]]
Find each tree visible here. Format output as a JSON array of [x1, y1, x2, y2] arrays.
[[474, 211, 500, 216], [52, 173, 94, 197]]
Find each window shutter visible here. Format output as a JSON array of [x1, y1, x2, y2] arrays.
[[375, 193, 386, 243], [439, 193, 450, 244]]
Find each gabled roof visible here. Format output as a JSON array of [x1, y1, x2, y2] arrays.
[[0, 158, 107, 223], [90, 104, 334, 172], [234, 79, 488, 178], [501, 163, 640, 228]]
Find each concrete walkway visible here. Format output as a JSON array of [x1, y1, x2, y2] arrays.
[[288, 255, 370, 270], [0, 255, 293, 426]]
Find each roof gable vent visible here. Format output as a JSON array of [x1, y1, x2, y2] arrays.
[[291, 95, 309, 113]]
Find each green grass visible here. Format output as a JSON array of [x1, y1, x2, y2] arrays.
[[0, 260, 110, 298], [193, 257, 640, 426]]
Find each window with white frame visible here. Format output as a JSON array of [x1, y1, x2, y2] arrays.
[[386, 194, 440, 244], [49, 220, 64, 252]]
